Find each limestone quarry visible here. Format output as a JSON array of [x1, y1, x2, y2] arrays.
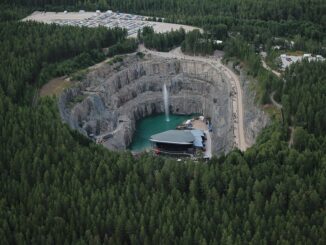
[[59, 52, 268, 154]]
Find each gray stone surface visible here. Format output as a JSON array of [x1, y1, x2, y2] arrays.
[[239, 70, 270, 146], [59, 54, 266, 154]]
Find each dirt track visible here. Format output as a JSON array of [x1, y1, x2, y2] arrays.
[[260, 56, 281, 77], [270, 91, 282, 109]]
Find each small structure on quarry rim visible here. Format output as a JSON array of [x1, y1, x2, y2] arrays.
[[150, 129, 208, 158]]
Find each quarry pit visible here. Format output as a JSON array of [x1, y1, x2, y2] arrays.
[[59, 52, 268, 155]]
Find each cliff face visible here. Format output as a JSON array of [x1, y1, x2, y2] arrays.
[[239, 70, 270, 146], [59, 54, 265, 154]]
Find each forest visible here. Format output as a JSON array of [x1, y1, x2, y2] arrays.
[[1, 1, 326, 244], [0, 21, 127, 104], [139, 27, 215, 55], [140, 26, 185, 52], [282, 61, 326, 136], [4, 0, 326, 26], [4, 0, 325, 57]]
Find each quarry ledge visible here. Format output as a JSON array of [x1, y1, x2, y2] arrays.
[[58, 53, 268, 155]]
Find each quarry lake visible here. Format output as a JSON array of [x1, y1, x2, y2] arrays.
[[129, 114, 192, 152]]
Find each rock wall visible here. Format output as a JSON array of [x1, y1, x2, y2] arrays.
[[59, 54, 244, 154], [240, 70, 270, 146]]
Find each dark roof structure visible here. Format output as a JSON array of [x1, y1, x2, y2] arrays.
[[150, 130, 195, 145]]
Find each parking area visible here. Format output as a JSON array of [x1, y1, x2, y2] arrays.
[[23, 11, 199, 37]]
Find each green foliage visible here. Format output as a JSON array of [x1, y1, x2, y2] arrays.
[[1, 95, 326, 244], [224, 36, 284, 104], [105, 38, 138, 57], [0, 21, 126, 104], [5, 0, 325, 28], [68, 94, 87, 108], [0, 4, 30, 21], [108, 55, 124, 64], [38, 50, 105, 85], [282, 61, 326, 135], [224, 36, 261, 76], [1, 2, 326, 244], [141, 27, 186, 52], [136, 51, 145, 59], [71, 70, 87, 81], [181, 30, 214, 55], [204, 24, 228, 40], [265, 49, 282, 70]]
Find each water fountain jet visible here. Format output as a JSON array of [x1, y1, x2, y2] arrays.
[[163, 83, 170, 122]]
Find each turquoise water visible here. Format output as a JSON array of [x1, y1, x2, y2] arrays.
[[129, 114, 192, 152]]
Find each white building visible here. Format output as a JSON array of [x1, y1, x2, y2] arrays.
[[280, 53, 325, 70]]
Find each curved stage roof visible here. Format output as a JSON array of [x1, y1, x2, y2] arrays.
[[150, 130, 195, 145]]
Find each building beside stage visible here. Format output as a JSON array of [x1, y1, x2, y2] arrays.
[[150, 129, 208, 158]]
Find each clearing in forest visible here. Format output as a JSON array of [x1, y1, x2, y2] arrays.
[[40, 76, 72, 97]]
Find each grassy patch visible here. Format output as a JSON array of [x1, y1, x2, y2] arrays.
[[286, 50, 305, 56], [71, 70, 88, 81], [107, 55, 124, 65], [265, 50, 282, 71], [68, 94, 87, 108], [248, 78, 264, 104], [263, 104, 282, 121], [40, 77, 72, 97], [136, 52, 145, 59]]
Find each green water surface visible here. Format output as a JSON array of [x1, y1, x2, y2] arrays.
[[129, 114, 192, 152]]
